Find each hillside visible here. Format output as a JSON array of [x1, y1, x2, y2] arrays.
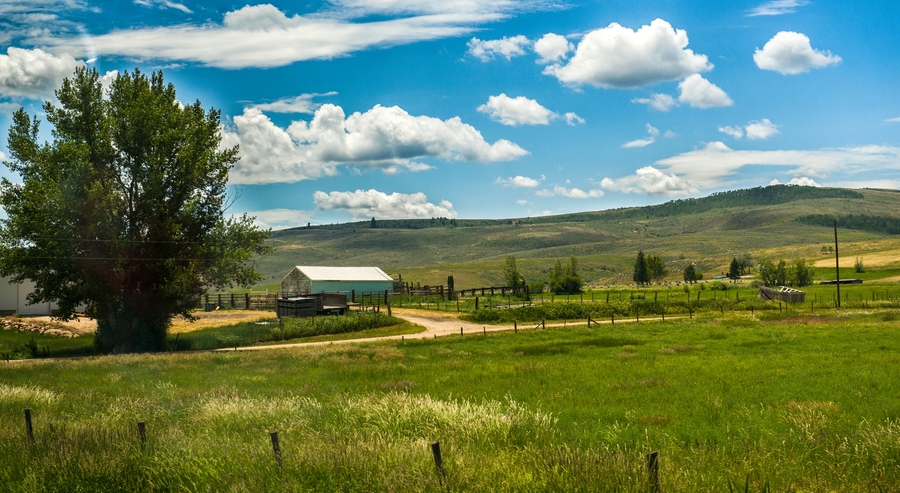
[[258, 185, 900, 288]]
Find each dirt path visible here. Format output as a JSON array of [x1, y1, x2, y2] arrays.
[[218, 308, 666, 352]]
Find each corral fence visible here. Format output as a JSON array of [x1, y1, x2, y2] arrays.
[[197, 293, 277, 311]]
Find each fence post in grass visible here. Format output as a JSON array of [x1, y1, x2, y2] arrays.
[[514, 321, 518, 334], [587, 315, 591, 327], [431, 440, 446, 483], [606, 291, 610, 303], [137, 422, 146, 450], [483, 326, 486, 336], [636, 307, 640, 323], [475, 297, 479, 310], [245, 293, 250, 310], [542, 320, 545, 330], [270, 431, 283, 468], [24, 409, 34, 445], [460, 327, 463, 336], [647, 451, 660, 493], [611, 313, 615, 325]]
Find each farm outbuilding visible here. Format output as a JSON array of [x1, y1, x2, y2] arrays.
[[281, 266, 394, 298], [758, 286, 806, 303], [0, 276, 63, 316]]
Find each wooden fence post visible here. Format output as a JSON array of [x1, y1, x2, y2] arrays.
[[431, 440, 446, 482], [24, 409, 34, 445], [270, 431, 283, 467], [138, 422, 146, 450], [514, 321, 517, 333], [647, 451, 660, 493], [245, 293, 250, 310]]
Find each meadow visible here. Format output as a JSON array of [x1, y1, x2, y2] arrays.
[[2, 306, 900, 491]]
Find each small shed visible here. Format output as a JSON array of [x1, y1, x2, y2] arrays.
[[759, 286, 806, 303], [281, 266, 394, 297]]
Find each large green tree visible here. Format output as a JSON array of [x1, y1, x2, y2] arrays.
[[0, 67, 270, 353], [633, 251, 649, 286], [645, 254, 668, 283], [549, 256, 582, 294], [502, 254, 524, 287]]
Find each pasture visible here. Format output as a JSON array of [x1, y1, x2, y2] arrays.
[[2, 306, 900, 491]]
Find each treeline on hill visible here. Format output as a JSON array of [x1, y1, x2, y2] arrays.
[[276, 185, 864, 233], [797, 214, 900, 235]]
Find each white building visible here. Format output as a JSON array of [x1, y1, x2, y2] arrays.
[[0, 276, 64, 316]]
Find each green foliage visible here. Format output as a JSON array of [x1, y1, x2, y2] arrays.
[[797, 213, 900, 235], [683, 263, 702, 284], [0, 67, 270, 353], [646, 254, 668, 283], [549, 256, 582, 294], [855, 257, 865, 273], [503, 255, 524, 287], [758, 258, 815, 287], [633, 251, 650, 286], [728, 258, 741, 280]]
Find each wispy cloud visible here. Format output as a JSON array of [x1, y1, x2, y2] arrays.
[[747, 0, 809, 17], [623, 124, 659, 148], [496, 175, 544, 188]]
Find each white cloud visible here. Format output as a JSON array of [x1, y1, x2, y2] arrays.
[[654, 142, 900, 190], [224, 103, 528, 184], [467, 35, 530, 61], [516, 199, 531, 206], [623, 124, 659, 148], [564, 112, 585, 125], [496, 175, 543, 188], [134, 0, 192, 14], [536, 185, 604, 199], [542, 19, 711, 89], [747, 0, 809, 16], [600, 166, 700, 196], [769, 176, 820, 187], [887, 117, 900, 123], [39, 4, 521, 69], [242, 208, 313, 230], [477, 93, 558, 126], [250, 92, 338, 114], [0, 47, 82, 99], [719, 119, 780, 140], [754, 31, 841, 75], [313, 189, 457, 220], [678, 74, 732, 108], [663, 130, 676, 139], [533, 33, 572, 64], [632, 93, 677, 112], [745, 119, 780, 140], [719, 126, 744, 139]]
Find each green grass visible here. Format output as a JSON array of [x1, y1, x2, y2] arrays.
[[3, 309, 900, 491], [0, 328, 94, 359]]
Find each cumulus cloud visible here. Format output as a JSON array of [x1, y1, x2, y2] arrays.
[[678, 74, 732, 108], [600, 166, 700, 196], [745, 119, 780, 140], [467, 35, 530, 61], [564, 112, 585, 125], [134, 0, 192, 14], [313, 189, 457, 220], [542, 19, 711, 89], [477, 94, 558, 126], [224, 103, 528, 184], [769, 176, 820, 187], [754, 31, 841, 75], [0, 47, 82, 99], [496, 175, 543, 188], [747, 0, 809, 16], [632, 93, 677, 112], [536, 185, 604, 199], [718, 126, 744, 139], [39, 3, 525, 69], [623, 124, 659, 148], [249, 92, 337, 114], [533, 33, 572, 64], [720, 119, 780, 140], [242, 208, 313, 230]]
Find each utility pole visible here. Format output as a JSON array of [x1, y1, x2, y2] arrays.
[[834, 219, 841, 308]]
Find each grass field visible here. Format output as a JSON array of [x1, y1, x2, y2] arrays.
[[3, 306, 900, 491]]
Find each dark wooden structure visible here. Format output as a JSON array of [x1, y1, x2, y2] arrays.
[[276, 293, 348, 318]]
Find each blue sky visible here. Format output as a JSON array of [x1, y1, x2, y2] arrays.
[[1, 0, 899, 228]]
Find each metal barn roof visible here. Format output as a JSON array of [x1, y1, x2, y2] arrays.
[[292, 266, 393, 282]]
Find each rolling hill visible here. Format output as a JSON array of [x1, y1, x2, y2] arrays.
[[256, 185, 900, 288]]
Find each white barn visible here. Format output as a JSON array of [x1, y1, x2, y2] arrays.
[[0, 276, 64, 316], [281, 266, 394, 297]]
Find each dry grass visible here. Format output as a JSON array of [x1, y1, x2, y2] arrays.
[[23, 310, 277, 335]]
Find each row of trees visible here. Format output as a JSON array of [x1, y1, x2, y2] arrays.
[[503, 255, 584, 295], [758, 258, 815, 287]]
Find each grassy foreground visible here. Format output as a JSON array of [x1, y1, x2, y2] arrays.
[[2, 310, 900, 491]]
